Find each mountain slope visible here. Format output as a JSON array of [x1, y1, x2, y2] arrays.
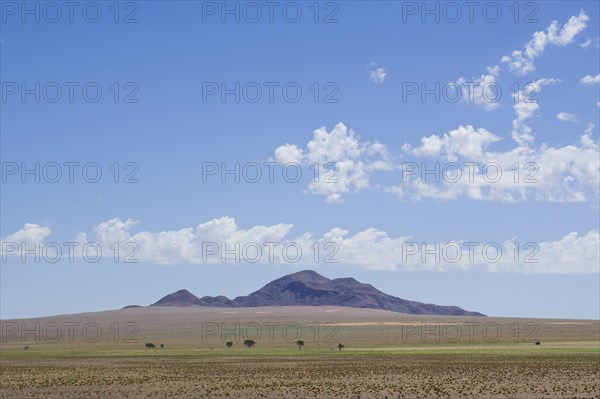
[[151, 270, 485, 316]]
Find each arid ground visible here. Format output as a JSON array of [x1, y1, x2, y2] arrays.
[[1, 306, 599, 398]]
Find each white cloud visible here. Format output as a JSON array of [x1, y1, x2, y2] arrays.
[[457, 12, 588, 112], [411, 125, 501, 161], [275, 116, 598, 204], [369, 67, 387, 83], [501, 11, 589, 75], [81, 217, 295, 265], [1, 224, 51, 248], [2, 219, 597, 274], [455, 65, 501, 111], [273, 143, 303, 165], [580, 36, 599, 49], [556, 112, 578, 122], [383, 185, 404, 198], [273, 123, 393, 202], [521, 230, 600, 274], [511, 78, 560, 147], [398, 123, 599, 203], [580, 38, 592, 48], [580, 74, 600, 86]]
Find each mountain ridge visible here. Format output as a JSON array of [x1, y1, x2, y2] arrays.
[[150, 270, 485, 316]]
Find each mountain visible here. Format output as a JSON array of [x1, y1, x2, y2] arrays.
[[151, 270, 485, 316], [152, 289, 235, 307], [153, 289, 202, 306]]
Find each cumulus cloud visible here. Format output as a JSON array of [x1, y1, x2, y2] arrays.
[[273, 143, 303, 165], [272, 123, 393, 202], [1, 224, 51, 247], [334, 229, 600, 274], [580, 74, 600, 86], [2, 219, 598, 274], [501, 11, 589, 75], [275, 115, 598, 204], [97, 217, 295, 265], [556, 112, 578, 122], [399, 123, 599, 203], [411, 125, 501, 161], [523, 230, 600, 274]]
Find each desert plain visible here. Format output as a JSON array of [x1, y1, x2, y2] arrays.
[[1, 306, 599, 398]]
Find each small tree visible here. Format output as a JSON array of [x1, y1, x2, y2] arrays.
[[337, 343, 344, 351], [160, 344, 164, 349], [244, 339, 256, 348], [296, 340, 305, 351], [145, 343, 155, 349], [226, 341, 233, 348]]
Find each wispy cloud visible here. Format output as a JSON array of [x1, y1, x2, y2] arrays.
[[501, 11, 589, 75], [510, 78, 560, 146], [456, 11, 588, 112], [580, 36, 599, 48], [556, 112, 578, 122]]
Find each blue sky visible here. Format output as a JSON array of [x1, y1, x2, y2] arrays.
[[1, 1, 599, 319]]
